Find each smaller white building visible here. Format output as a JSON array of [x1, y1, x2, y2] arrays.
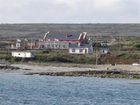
[[100, 48, 109, 54], [11, 51, 34, 58], [69, 44, 93, 54]]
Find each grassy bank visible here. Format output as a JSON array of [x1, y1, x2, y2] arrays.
[[0, 49, 139, 65], [0, 35, 139, 64]]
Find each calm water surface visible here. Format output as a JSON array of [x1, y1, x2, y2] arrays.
[[0, 73, 140, 105]]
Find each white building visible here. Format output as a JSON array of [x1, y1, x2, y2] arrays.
[[99, 48, 109, 54], [11, 51, 34, 58], [69, 44, 93, 54]]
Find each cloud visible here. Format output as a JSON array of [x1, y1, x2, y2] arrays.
[[0, 0, 139, 23], [94, 0, 120, 8]]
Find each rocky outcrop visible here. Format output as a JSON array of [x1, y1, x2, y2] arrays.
[[0, 65, 20, 70]]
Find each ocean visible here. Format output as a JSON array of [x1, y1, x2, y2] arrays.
[[0, 73, 140, 105]]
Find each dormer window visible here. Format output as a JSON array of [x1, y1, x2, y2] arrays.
[[67, 35, 72, 37]]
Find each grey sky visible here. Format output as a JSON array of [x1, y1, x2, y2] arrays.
[[0, 0, 139, 23]]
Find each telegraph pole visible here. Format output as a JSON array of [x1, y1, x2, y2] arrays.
[[95, 34, 98, 65], [31, 37, 33, 49], [96, 48, 98, 65]]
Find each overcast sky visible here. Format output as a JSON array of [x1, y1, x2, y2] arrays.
[[0, 0, 139, 23]]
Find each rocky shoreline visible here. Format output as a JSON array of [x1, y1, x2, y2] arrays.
[[0, 63, 140, 79], [0, 65, 20, 70], [25, 70, 140, 79]]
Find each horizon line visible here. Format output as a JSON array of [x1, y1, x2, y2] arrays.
[[0, 22, 139, 25]]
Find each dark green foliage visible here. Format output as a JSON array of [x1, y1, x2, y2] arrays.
[[133, 43, 140, 49], [117, 53, 140, 59], [71, 55, 95, 64], [42, 49, 51, 54], [33, 53, 95, 64], [47, 55, 72, 63], [35, 54, 47, 62], [117, 53, 126, 57]]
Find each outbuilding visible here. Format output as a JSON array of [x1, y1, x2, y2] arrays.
[[69, 44, 93, 54], [11, 51, 34, 58], [99, 48, 109, 54]]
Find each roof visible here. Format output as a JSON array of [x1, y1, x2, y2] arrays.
[[44, 32, 86, 41]]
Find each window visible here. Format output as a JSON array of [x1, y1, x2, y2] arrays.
[[55, 45, 58, 48], [41, 45, 44, 48], [52, 45, 54, 48], [79, 49, 83, 52], [47, 45, 50, 48], [63, 45, 65, 48], [72, 49, 75, 52]]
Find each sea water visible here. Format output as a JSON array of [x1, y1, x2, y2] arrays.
[[0, 73, 140, 105]]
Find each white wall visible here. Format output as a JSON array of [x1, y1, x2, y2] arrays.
[[69, 46, 93, 54], [11, 52, 34, 58], [69, 48, 90, 54], [69, 48, 82, 54]]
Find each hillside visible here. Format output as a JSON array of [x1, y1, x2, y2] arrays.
[[0, 24, 139, 40]]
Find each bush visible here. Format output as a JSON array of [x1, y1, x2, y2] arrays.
[[46, 54, 72, 63], [42, 49, 51, 54], [133, 43, 140, 49]]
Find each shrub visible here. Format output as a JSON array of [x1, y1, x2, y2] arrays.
[[133, 43, 140, 49]]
